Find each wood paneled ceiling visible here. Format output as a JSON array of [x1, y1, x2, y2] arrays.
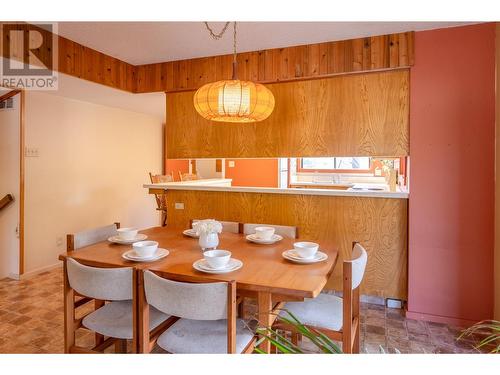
[[0, 22, 474, 94]]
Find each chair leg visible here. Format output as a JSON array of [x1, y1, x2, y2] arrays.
[[291, 332, 299, 346], [114, 339, 128, 353], [343, 333, 353, 354], [94, 300, 105, 347], [353, 328, 360, 354], [161, 211, 167, 227], [237, 298, 245, 319], [63, 261, 76, 354]]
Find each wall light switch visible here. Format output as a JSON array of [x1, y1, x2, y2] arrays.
[[174, 202, 185, 210], [24, 147, 39, 157], [228, 161, 235, 168]]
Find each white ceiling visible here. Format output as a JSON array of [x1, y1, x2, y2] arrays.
[[1, 57, 165, 119], [50, 72, 165, 120], [57, 22, 475, 65]]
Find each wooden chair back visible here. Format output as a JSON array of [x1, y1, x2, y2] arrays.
[[149, 173, 172, 211], [149, 172, 174, 184], [342, 242, 368, 353], [67, 222, 120, 251], [143, 271, 237, 353], [243, 223, 298, 239], [179, 172, 199, 181], [191, 219, 241, 234]]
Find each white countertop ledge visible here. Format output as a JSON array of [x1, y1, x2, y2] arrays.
[[144, 183, 409, 199]]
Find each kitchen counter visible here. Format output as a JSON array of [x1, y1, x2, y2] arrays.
[[144, 182, 409, 199], [155, 178, 232, 186]]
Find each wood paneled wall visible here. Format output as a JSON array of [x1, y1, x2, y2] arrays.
[[136, 32, 414, 93], [58, 37, 136, 92], [0, 23, 136, 92], [166, 69, 410, 158], [1, 23, 414, 94], [165, 190, 408, 299]]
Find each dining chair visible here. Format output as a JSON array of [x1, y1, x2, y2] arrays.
[[149, 172, 174, 184], [243, 223, 298, 239], [149, 172, 174, 226], [67, 222, 120, 252], [63, 258, 170, 353], [179, 172, 199, 181], [274, 242, 368, 353], [66, 223, 121, 322], [191, 219, 241, 234], [142, 270, 256, 353]]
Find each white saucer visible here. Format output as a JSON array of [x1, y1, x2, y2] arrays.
[[193, 258, 243, 274], [108, 234, 147, 245], [282, 250, 328, 264], [246, 234, 283, 244], [122, 248, 169, 262], [183, 229, 199, 238]]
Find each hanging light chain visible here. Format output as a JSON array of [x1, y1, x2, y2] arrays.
[[233, 22, 237, 63], [204, 21, 238, 62], [203, 22, 230, 40], [204, 22, 239, 80]]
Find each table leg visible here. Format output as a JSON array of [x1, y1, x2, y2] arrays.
[[257, 291, 273, 354]]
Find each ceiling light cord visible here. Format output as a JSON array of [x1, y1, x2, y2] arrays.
[[232, 22, 237, 79], [204, 21, 238, 79]]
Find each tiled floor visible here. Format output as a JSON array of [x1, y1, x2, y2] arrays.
[[0, 268, 479, 354]]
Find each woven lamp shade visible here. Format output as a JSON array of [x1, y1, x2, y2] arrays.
[[193, 79, 275, 123]]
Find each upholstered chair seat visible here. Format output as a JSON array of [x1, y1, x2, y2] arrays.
[[83, 300, 169, 340], [281, 293, 343, 331], [157, 319, 254, 354]]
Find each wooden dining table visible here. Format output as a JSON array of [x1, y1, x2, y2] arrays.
[[59, 225, 338, 353]]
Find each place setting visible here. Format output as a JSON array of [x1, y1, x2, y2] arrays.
[[122, 240, 169, 262], [282, 241, 328, 264], [182, 228, 199, 238], [108, 227, 148, 244], [246, 226, 283, 245], [193, 250, 243, 274]]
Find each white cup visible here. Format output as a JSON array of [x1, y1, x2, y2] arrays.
[[204, 250, 231, 269], [117, 227, 138, 240], [254, 226, 275, 240], [133, 241, 158, 258], [293, 242, 319, 259]]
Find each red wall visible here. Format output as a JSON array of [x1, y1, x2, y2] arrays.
[[225, 159, 279, 188], [165, 159, 189, 181], [408, 23, 495, 325]]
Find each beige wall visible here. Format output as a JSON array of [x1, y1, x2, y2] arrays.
[[0, 95, 20, 278], [23, 91, 162, 275], [496, 23, 500, 320]]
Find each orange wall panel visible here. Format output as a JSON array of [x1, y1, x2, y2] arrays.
[[225, 159, 279, 188], [165, 159, 189, 181]]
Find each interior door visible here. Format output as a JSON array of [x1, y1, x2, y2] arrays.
[[0, 93, 20, 279]]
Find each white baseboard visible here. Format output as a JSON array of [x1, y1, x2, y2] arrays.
[[9, 262, 62, 280]]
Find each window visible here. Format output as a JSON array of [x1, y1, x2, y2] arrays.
[[299, 157, 371, 172]]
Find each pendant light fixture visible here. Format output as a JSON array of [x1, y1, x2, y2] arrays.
[[193, 22, 275, 123]]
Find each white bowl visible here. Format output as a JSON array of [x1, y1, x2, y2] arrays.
[[293, 242, 319, 259], [203, 250, 231, 269], [132, 240, 158, 258], [117, 227, 138, 240], [254, 226, 275, 240]]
